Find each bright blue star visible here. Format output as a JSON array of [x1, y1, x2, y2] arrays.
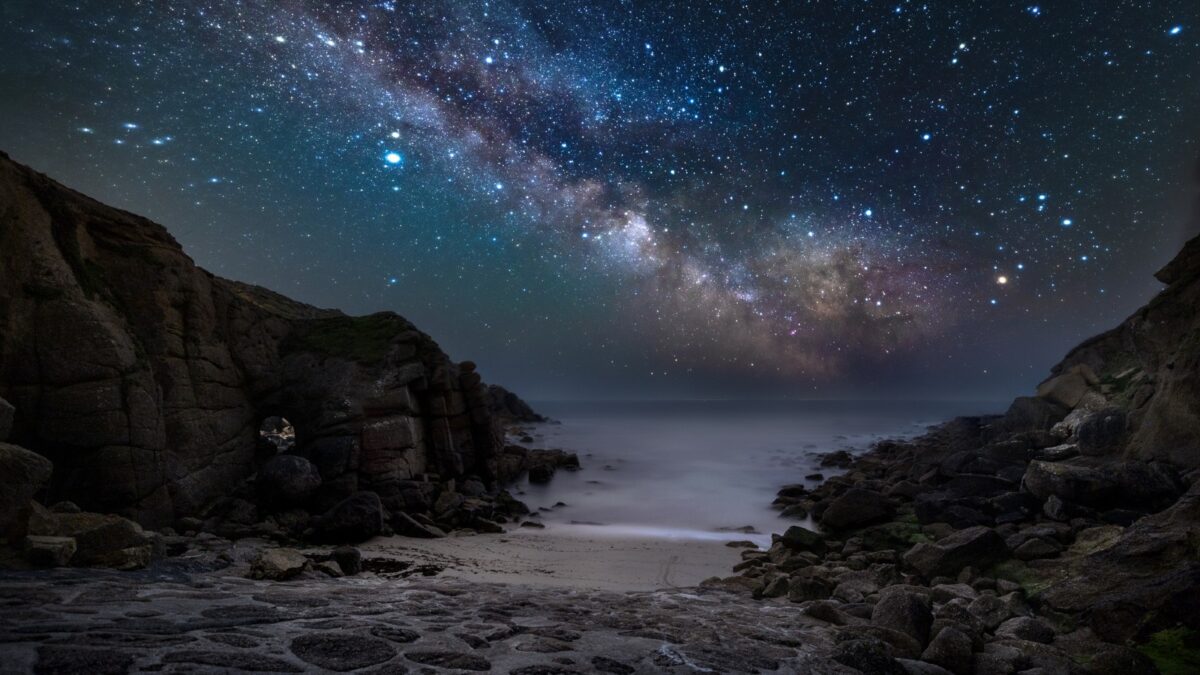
[[1169, 25, 1183, 36], [384, 151, 403, 165]]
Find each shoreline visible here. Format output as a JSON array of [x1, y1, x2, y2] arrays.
[[358, 524, 746, 592]]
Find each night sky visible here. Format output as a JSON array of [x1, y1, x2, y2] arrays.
[[2, 1, 1198, 400]]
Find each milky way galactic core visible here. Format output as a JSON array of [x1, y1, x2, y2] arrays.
[[1, 1, 1197, 398]]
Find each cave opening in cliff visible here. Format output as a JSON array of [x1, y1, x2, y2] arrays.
[[259, 416, 296, 454]]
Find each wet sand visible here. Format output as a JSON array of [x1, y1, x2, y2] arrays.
[[360, 524, 749, 592]]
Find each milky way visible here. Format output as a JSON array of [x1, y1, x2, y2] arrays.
[[1, 1, 1198, 398]]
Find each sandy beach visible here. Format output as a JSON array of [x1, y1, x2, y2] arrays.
[[360, 524, 749, 592]]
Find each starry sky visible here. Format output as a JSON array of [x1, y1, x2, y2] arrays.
[[2, 1, 1198, 400]]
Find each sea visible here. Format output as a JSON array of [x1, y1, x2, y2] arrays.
[[514, 399, 1003, 547]]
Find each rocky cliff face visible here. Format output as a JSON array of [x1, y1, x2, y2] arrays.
[[0, 152, 535, 530], [1037, 231, 1200, 468]]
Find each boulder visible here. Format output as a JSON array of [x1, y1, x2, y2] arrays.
[[256, 455, 322, 508], [920, 626, 974, 675], [903, 527, 1009, 579], [24, 535, 76, 567], [1074, 408, 1127, 456], [832, 637, 907, 675], [0, 443, 54, 542], [1023, 459, 1117, 508], [332, 546, 362, 576], [29, 509, 157, 569], [249, 548, 309, 580], [819, 488, 896, 530], [527, 464, 553, 484], [758, 576, 789, 598], [780, 525, 826, 554], [313, 560, 343, 577], [314, 491, 384, 543], [788, 577, 832, 602], [1023, 459, 1180, 510], [994, 616, 1053, 644], [967, 594, 1017, 631], [1013, 537, 1062, 561], [872, 588, 934, 646]]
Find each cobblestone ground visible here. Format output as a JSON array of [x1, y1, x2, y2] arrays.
[[0, 559, 850, 674]]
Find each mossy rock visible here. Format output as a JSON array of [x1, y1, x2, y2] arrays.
[[1137, 627, 1200, 675], [285, 313, 413, 363], [987, 559, 1056, 597], [858, 518, 928, 550]]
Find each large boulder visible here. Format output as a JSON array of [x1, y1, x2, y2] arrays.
[[780, 525, 826, 554], [872, 588, 934, 647], [819, 488, 896, 530], [903, 526, 1008, 579], [28, 508, 158, 569], [1022, 460, 1116, 506], [920, 626, 974, 675], [0, 442, 54, 542], [1074, 408, 1127, 456], [256, 454, 322, 508], [313, 491, 384, 543], [1022, 459, 1181, 511]]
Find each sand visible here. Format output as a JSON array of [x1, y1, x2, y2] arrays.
[[360, 523, 750, 592]]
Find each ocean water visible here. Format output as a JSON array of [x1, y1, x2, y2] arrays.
[[513, 400, 1001, 546]]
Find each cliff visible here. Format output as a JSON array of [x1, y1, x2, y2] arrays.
[[0, 151, 541, 531], [1037, 232, 1200, 468]]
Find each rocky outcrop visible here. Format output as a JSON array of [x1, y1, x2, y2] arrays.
[[487, 384, 547, 423], [0, 443, 53, 542], [0, 152, 547, 534], [728, 225, 1200, 673], [1042, 234, 1200, 468]]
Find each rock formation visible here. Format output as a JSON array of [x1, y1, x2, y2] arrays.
[[728, 223, 1200, 672], [0, 152, 558, 543]]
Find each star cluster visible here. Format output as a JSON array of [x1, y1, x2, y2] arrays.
[[1, 1, 1197, 397]]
